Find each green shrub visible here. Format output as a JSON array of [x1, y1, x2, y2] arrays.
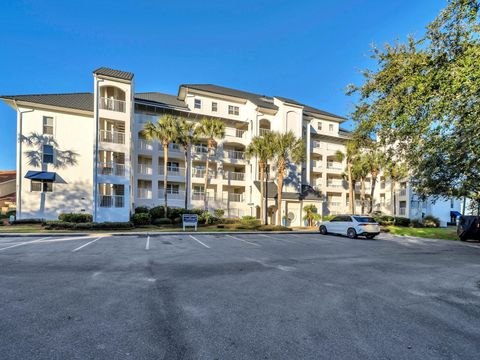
[[256, 225, 292, 231], [423, 215, 440, 228], [411, 219, 425, 228], [149, 206, 165, 219], [394, 217, 410, 227], [214, 209, 225, 218], [240, 216, 261, 228], [58, 213, 93, 223], [132, 213, 151, 226], [11, 218, 44, 225], [44, 221, 133, 230], [220, 218, 241, 225], [374, 215, 395, 226], [152, 217, 172, 226], [134, 206, 149, 214]]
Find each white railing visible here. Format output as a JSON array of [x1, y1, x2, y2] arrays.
[[159, 143, 182, 153], [100, 130, 125, 144], [99, 195, 124, 208], [138, 139, 153, 151], [327, 201, 341, 207], [223, 171, 245, 181], [137, 188, 152, 199], [327, 162, 343, 170], [399, 189, 407, 196], [100, 97, 126, 113], [159, 166, 185, 177], [224, 150, 245, 160], [226, 128, 247, 139], [192, 169, 215, 178], [98, 162, 125, 176], [137, 163, 153, 175], [158, 190, 186, 200], [325, 143, 343, 151], [193, 145, 209, 155], [259, 128, 271, 136], [227, 193, 244, 202], [327, 181, 344, 188], [192, 193, 216, 201], [399, 207, 407, 216]]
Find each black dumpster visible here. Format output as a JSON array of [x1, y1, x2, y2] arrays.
[[457, 216, 480, 241]]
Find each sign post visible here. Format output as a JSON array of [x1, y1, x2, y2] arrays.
[[182, 214, 198, 231]]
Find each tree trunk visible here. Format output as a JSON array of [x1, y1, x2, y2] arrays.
[[391, 181, 396, 217], [369, 173, 377, 214], [259, 162, 265, 224], [360, 177, 366, 215], [204, 142, 212, 211], [347, 162, 355, 214], [276, 164, 284, 225], [163, 142, 169, 217], [184, 149, 189, 210]]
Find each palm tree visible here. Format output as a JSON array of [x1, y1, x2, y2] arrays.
[[143, 115, 179, 216], [335, 141, 359, 214], [271, 131, 305, 225], [303, 204, 321, 227], [364, 150, 384, 213], [176, 118, 198, 209], [195, 117, 225, 210], [384, 162, 407, 217], [245, 132, 275, 224], [352, 155, 370, 214]]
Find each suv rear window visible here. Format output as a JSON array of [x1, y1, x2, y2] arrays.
[[353, 216, 376, 223]]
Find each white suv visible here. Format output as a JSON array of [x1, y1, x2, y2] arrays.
[[319, 215, 380, 239]]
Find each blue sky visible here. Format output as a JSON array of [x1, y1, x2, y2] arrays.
[[0, 0, 445, 169]]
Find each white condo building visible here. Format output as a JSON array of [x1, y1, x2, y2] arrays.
[[1, 67, 461, 226]]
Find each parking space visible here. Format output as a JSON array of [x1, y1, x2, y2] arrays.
[[0, 232, 479, 359]]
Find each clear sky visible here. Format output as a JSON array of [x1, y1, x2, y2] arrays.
[[0, 0, 445, 170]]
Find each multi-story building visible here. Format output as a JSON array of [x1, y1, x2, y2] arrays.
[[1, 67, 461, 226]]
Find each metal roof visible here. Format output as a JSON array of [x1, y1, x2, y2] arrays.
[[275, 96, 346, 120], [93, 67, 134, 81], [0, 93, 94, 112], [135, 92, 188, 109]]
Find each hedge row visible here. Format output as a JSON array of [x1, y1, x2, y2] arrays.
[[58, 213, 92, 223], [44, 221, 133, 230]]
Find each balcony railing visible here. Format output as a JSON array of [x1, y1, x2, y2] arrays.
[[159, 143, 182, 153], [224, 150, 245, 160], [192, 169, 215, 178], [192, 193, 216, 201], [138, 139, 153, 151], [137, 163, 153, 175], [100, 97, 126, 113], [137, 188, 152, 199], [226, 128, 247, 139], [326, 162, 343, 171], [327, 201, 341, 207], [158, 190, 186, 200], [99, 195, 124, 208], [259, 128, 271, 136], [227, 193, 244, 202], [159, 166, 185, 177], [399, 207, 407, 216], [399, 189, 407, 196], [98, 162, 125, 176], [327, 181, 344, 188], [223, 171, 245, 181], [192, 145, 209, 155], [100, 130, 125, 144]]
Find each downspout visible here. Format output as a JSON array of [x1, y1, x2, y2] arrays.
[[93, 78, 104, 222], [13, 100, 34, 219]]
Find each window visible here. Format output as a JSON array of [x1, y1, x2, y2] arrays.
[[43, 116, 53, 135], [228, 105, 239, 115], [317, 122, 322, 131], [42, 145, 54, 164], [194, 99, 201, 109], [31, 180, 53, 192], [450, 198, 454, 209], [329, 124, 334, 132], [166, 183, 180, 194], [212, 102, 217, 112], [193, 185, 204, 195]]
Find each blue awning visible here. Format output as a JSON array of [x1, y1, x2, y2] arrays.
[[24, 171, 57, 182], [450, 211, 462, 218]]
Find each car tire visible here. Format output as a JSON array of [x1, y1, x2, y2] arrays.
[[319, 225, 328, 235], [347, 228, 357, 239], [366, 234, 376, 239]]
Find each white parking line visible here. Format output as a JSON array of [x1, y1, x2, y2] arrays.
[[0, 236, 50, 252], [72, 237, 101, 252], [227, 234, 261, 247], [189, 235, 210, 248], [260, 234, 296, 244], [146, 235, 150, 250]]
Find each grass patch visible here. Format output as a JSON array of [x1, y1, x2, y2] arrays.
[[386, 226, 458, 241]]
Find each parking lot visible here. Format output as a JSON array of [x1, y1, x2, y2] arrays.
[[1, 232, 479, 360]]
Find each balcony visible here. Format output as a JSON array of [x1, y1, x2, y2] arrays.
[[100, 130, 125, 145], [312, 161, 322, 171], [326, 162, 343, 171], [223, 171, 245, 181], [399, 207, 407, 216], [227, 193, 244, 202], [259, 128, 271, 136], [326, 201, 341, 208], [100, 97, 126, 113], [99, 195, 124, 208], [98, 162, 125, 177], [138, 139, 153, 151], [226, 127, 248, 139], [137, 188, 152, 199], [137, 164, 153, 175], [192, 193, 215, 201], [327, 181, 344, 188], [399, 189, 407, 196], [192, 168, 215, 178], [158, 190, 186, 200], [224, 150, 245, 160], [192, 145, 210, 156], [159, 166, 185, 177]]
